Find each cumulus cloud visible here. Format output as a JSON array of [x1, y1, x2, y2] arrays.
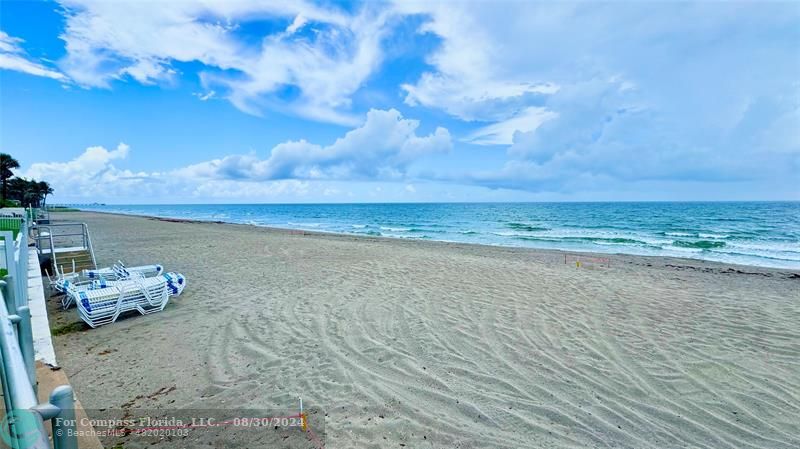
[[0, 31, 66, 80], [56, 0, 394, 125], [21, 142, 315, 201], [22, 109, 451, 201], [176, 108, 451, 181], [399, 1, 800, 191], [455, 77, 798, 193], [395, 2, 564, 123], [25, 143, 131, 182], [22, 143, 154, 198]]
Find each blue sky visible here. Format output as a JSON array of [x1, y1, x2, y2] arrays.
[[0, 0, 798, 203]]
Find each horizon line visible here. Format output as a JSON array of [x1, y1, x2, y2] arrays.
[[47, 199, 800, 207]]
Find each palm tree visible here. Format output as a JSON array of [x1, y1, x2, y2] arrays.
[[7, 177, 30, 206], [37, 181, 54, 208], [0, 153, 20, 200]]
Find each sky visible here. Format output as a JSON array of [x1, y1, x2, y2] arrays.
[[0, 0, 798, 204]]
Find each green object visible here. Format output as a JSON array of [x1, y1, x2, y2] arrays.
[[0, 217, 21, 238]]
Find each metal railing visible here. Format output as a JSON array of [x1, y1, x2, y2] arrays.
[[0, 214, 79, 449], [34, 209, 48, 225], [31, 223, 97, 273]]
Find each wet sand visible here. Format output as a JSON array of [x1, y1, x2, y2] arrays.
[[48, 211, 800, 448]]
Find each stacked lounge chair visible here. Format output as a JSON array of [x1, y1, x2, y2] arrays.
[[46, 261, 82, 294], [53, 260, 187, 327], [84, 262, 164, 280], [67, 273, 186, 328], [49, 261, 163, 294], [89, 272, 184, 292]]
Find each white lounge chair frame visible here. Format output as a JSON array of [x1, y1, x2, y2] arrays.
[[66, 272, 185, 328]]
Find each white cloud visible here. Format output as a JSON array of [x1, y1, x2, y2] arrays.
[[0, 31, 66, 80], [176, 108, 451, 181], [399, 1, 799, 191], [395, 2, 563, 123], [193, 90, 216, 101], [285, 15, 309, 34], [402, 73, 558, 123], [21, 142, 313, 202], [22, 109, 451, 201], [191, 179, 310, 199], [452, 76, 796, 193], [25, 143, 130, 181], [21, 143, 160, 199], [464, 107, 557, 146], [56, 0, 393, 125]]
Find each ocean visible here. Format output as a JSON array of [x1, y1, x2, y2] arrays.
[[79, 202, 800, 269]]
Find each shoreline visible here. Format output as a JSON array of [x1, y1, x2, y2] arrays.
[[78, 209, 800, 277]]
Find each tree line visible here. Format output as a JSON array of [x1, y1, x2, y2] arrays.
[[0, 153, 53, 208]]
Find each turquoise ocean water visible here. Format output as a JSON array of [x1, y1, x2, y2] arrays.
[[80, 202, 800, 269]]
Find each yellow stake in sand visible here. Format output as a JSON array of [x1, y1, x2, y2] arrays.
[[299, 397, 307, 431]]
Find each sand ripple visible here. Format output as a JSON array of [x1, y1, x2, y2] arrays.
[[54, 213, 800, 448]]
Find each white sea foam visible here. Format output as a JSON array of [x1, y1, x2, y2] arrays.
[[665, 231, 694, 237], [698, 233, 730, 239], [80, 202, 800, 269], [287, 222, 322, 228]]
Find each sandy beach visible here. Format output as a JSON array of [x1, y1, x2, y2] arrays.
[[46, 211, 799, 449]]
